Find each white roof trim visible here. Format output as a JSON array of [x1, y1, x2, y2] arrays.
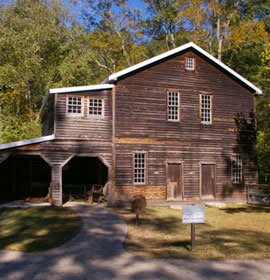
[[105, 42, 262, 95], [49, 84, 114, 94], [0, 134, 55, 151]]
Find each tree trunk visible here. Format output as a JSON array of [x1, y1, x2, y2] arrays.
[[135, 212, 139, 227], [217, 15, 223, 61]]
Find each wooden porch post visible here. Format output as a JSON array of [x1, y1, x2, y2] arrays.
[[51, 164, 62, 206]]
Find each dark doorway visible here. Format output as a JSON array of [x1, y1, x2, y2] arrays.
[[167, 163, 183, 200], [62, 156, 108, 198], [201, 164, 216, 199], [0, 155, 51, 200]]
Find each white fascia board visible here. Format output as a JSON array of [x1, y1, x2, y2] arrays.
[[0, 134, 55, 151], [49, 84, 114, 94], [190, 43, 262, 95], [106, 42, 262, 95]]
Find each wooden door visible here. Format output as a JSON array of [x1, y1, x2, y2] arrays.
[[167, 164, 183, 200], [201, 164, 216, 199]]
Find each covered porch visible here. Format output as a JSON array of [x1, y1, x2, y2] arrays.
[[0, 135, 112, 206]]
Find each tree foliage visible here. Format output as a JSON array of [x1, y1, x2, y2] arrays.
[[0, 0, 101, 142], [80, 0, 147, 74]]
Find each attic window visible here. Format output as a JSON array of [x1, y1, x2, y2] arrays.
[[185, 58, 195, 70], [88, 98, 104, 116], [67, 97, 82, 114]]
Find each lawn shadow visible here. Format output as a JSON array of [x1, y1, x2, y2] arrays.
[[170, 240, 191, 251], [0, 207, 82, 252], [137, 215, 180, 233], [198, 228, 270, 257], [219, 205, 270, 214]]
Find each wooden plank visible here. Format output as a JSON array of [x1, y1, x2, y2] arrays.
[[116, 138, 191, 146]]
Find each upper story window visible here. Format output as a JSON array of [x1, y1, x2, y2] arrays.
[[134, 153, 146, 185], [167, 91, 180, 121], [185, 58, 195, 70], [89, 98, 104, 116], [67, 97, 82, 114], [232, 155, 242, 184], [200, 94, 212, 124]]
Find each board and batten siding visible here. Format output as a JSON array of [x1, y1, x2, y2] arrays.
[[114, 50, 257, 202]]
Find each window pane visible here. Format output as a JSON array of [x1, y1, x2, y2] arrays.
[[67, 97, 82, 114], [201, 95, 212, 123], [134, 153, 146, 184], [168, 91, 179, 121], [186, 58, 195, 70], [232, 155, 242, 183], [89, 98, 103, 116]]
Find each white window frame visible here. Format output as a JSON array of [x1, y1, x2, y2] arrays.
[[66, 96, 83, 115], [167, 91, 180, 121], [133, 152, 147, 185], [185, 57, 195, 70], [232, 154, 243, 184], [200, 94, 213, 124], [88, 97, 104, 117]]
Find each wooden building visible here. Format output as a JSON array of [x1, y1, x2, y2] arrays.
[[0, 42, 262, 206]]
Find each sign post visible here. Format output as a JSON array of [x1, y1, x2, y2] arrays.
[[182, 205, 205, 250], [191, 223, 195, 250]]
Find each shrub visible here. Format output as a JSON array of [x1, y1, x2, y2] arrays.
[[131, 194, 146, 226]]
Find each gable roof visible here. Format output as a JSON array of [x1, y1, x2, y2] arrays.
[[103, 42, 262, 95]]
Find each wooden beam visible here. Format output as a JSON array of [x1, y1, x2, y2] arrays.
[[115, 138, 191, 146]]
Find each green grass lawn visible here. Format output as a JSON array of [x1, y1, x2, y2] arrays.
[[114, 204, 270, 260], [0, 207, 82, 252]]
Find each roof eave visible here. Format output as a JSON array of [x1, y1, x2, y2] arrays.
[[49, 84, 114, 94]]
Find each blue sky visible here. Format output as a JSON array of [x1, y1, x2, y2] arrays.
[[128, 0, 144, 9], [64, 0, 148, 21]]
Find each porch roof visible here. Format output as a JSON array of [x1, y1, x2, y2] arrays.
[[0, 134, 55, 151]]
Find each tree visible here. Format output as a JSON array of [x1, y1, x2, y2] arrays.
[[0, 0, 102, 143], [257, 41, 270, 182], [0, 91, 41, 143], [0, 0, 68, 142], [80, 0, 147, 74], [142, 0, 186, 51]]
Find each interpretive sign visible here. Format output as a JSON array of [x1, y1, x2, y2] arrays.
[[182, 205, 205, 250], [182, 205, 205, 224]]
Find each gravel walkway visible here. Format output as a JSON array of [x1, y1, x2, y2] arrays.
[[0, 202, 270, 280]]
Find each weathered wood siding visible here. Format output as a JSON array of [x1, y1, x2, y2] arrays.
[[55, 90, 112, 141], [0, 140, 113, 205], [39, 140, 113, 205], [41, 94, 55, 136], [114, 50, 257, 201]]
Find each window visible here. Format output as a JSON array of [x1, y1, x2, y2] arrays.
[[67, 97, 82, 114], [89, 98, 103, 116], [167, 91, 180, 121], [134, 153, 146, 184], [186, 58, 195, 70], [232, 155, 242, 184], [200, 94, 212, 123]]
